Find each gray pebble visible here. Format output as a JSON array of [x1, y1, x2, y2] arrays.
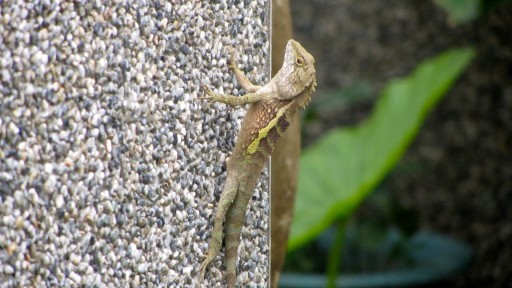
[[0, 0, 270, 287]]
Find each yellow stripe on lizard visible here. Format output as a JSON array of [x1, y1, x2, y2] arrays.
[[246, 103, 291, 155]]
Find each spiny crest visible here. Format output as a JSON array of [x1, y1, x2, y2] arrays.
[[295, 78, 317, 111], [303, 78, 317, 108]]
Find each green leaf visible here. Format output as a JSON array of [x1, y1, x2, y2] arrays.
[[434, 0, 481, 25], [288, 47, 476, 251]]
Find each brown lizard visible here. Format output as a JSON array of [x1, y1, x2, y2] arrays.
[[197, 39, 316, 287]]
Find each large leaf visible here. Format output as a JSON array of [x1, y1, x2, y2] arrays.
[[288, 48, 475, 251], [435, 0, 481, 25]]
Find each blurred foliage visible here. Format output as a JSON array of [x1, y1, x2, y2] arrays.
[[303, 80, 375, 124], [434, 0, 480, 24], [284, 185, 420, 274], [285, 187, 418, 265], [340, 187, 419, 273], [434, 0, 510, 25], [288, 47, 476, 252]]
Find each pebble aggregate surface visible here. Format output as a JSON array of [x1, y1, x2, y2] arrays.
[[0, 0, 270, 287]]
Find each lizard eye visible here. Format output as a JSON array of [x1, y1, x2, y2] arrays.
[[296, 57, 304, 65]]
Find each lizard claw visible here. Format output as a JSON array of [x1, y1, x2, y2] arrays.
[[195, 260, 209, 288], [201, 84, 211, 94], [226, 46, 238, 70], [198, 84, 214, 102]]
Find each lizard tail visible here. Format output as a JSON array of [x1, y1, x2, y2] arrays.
[[224, 184, 254, 288], [197, 177, 239, 287]]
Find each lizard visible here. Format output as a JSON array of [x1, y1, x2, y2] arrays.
[[197, 39, 316, 287]]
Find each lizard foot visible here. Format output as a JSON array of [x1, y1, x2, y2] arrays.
[[198, 84, 216, 102], [199, 84, 231, 105], [226, 46, 238, 71], [195, 259, 212, 288]]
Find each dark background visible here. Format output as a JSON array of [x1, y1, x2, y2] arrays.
[[291, 0, 512, 287]]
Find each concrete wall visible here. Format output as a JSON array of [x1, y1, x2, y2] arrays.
[[0, 0, 270, 286]]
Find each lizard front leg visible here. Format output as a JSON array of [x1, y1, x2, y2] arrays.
[[201, 85, 274, 106], [228, 47, 262, 93]]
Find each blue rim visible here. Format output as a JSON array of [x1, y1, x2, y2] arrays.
[[279, 232, 472, 288]]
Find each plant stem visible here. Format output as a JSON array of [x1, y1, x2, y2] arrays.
[[327, 220, 347, 288]]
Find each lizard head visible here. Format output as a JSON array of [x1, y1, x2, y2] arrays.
[[276, 39, 316, 99]]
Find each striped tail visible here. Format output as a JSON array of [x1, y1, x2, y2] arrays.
[[224, 180, 255, 287]]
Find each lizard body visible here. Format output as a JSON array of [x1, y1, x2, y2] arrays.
[[197, 39, 316, 287]]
